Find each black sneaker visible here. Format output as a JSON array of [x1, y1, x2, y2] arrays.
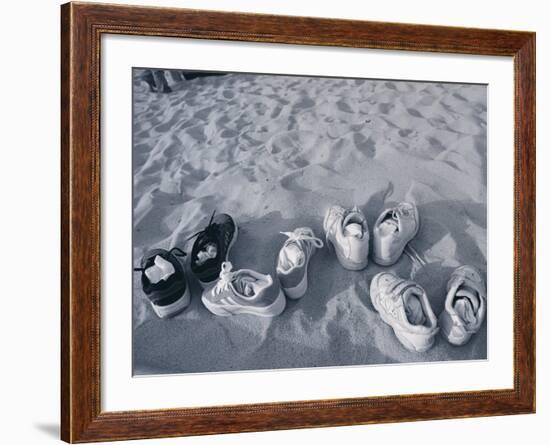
[[134, 247, 190, 318], [189, 211, 238, 286]]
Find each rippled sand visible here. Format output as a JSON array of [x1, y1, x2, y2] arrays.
[[132, 70, 487, 375]]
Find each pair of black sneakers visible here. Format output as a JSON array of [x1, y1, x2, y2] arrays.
[[134, 212, 237, 318]]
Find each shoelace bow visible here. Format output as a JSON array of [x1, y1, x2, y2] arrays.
[[213, 262, 234, 296], [281, 229, 324, 250], [133, 247, 186, 272]]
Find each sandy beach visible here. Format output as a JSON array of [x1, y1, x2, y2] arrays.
[[132, 70, 487, 375]]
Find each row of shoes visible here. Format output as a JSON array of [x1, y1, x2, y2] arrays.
[[135, 203, 486, 353]]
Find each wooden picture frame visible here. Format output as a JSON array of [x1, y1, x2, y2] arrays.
[[61, 2, 535, 442]]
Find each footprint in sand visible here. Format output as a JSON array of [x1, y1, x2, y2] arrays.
[[183, 125, 206, 143], [336, 99, 354, 113], [452, 92, 468, 102], [417, 95, 437, 107], [426, 136, 445, 153], [216, 115, 231, 126], [254, 102, 268, 116], [398, 129, 414, 138], [406, 108, 424, 118], [220, 128, 239, 139], [427, 116, 448, 130], [292, 95, 315, 113], [270, 105, 283, 119], [194, 105, 216, 121], [266, 130, 318, 161], [352, 132, 376, 157], [378, 102, 394, 114]]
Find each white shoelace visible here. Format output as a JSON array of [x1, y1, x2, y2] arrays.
[[212, 261, 235, 296], [279, 229, 323, 269], [280, 229, 324, 250]]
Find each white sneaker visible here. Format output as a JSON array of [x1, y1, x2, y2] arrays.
[[201, 262, 286, 317], [276, 228, 324, 299], [323, 205, 369, 270], [370, 272, 439, 352], [439, 266, 486, 345], [372, 202, 420, 266]]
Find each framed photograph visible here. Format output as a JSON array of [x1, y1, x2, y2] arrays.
[[61, 2, 535, 442]]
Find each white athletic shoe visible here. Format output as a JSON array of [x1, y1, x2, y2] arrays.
[[370, 272, 439, 352], [323, 205, 369, 270], [276, 227, 324, 299], [372, 202, 420, 266], [201, 262, 286, 317], [439, 266, 486, 346]]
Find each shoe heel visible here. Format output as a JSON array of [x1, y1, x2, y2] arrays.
[[151, 284, 191, 318], [267, 288, 287, 316], [225, 221, 239, 261], [281, 260, 310, 299], [335, 247, 368, 271], [282, 272, 308, 300]]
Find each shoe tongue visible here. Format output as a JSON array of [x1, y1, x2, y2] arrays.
[[233, 274, 261, 298], [404, 291, 426, 326], [379, 218, 398, 236], [145, 255, 175, 284], [279, 244, 305, 270], [453, 289, 479, 324], [195, 242, 218, 266], [344, 222, 363, 238]]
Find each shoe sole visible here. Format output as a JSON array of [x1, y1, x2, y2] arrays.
[[334, 243, 368, 271], [372, 210, 421, 266], [198, 221, 239, 289], [201, 287, 286, 317], [151, 283, 191, 318]]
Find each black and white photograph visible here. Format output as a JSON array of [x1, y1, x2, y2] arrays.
[[132, 68, 487, 375]]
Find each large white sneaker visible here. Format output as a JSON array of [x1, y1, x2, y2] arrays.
[[439, 265, 486, 346], [323, 205, 369, 271], [276, 227, 324, 299], [372, 202, 420, 266], [370, 272, 439, 352], [201, 262, 286, 317]]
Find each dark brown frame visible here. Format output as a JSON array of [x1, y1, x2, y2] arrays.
[[61, 1, 536, 442]]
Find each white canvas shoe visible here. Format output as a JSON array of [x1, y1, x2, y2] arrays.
[[439, 266, 486, 346], [323, 205, 369, 270], [276, 227, 324, 299], [202, 262, 286, 317], [370, 272, 439, 352], [372, 202, 420, 266]]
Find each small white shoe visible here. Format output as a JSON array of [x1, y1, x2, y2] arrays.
[[370, 272, 439, 352], [276, 227, 324, 299], [323, 205, 369, 271], [439, 266, 486, 346], [372, 202, 420, 266]]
